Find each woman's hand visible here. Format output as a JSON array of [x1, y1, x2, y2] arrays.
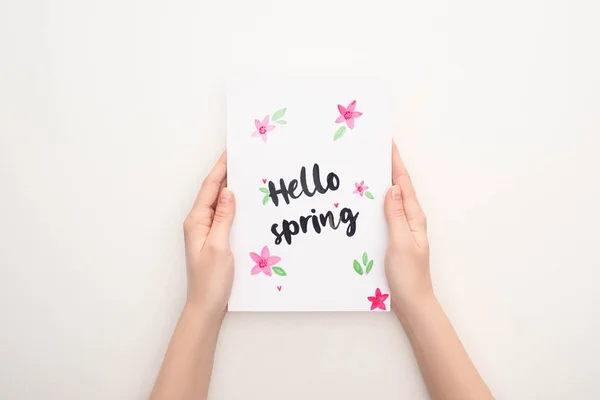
[[383, 142, 494, 400], [151, 151, 236, 400], [183, 151, 236, 319], [384, 142, 432, 316]]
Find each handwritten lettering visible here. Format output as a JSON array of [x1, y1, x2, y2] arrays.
[[271, 207, 359, 245], [265, 163, 360, 245], [268, 164, 340, 207]]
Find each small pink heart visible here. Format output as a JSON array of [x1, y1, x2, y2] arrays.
[[277, 286, 282, 291], [262, 178, 267, 184], [334, 203, 339, 208]]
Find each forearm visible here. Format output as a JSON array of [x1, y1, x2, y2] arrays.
[[397, 294, 493, 400], [150, 303, 223, 400]]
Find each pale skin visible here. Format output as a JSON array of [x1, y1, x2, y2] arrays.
[[150, 144, 494, 400]]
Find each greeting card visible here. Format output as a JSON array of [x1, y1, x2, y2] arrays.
[[227, 78, 391, 311]]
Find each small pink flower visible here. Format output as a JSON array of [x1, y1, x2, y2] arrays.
[[251, 115, 276, 142], [335, 100, 363, 130], [368, 288, 389, 311], [249, 246, 281, 276], [353, 180, 369, 196]]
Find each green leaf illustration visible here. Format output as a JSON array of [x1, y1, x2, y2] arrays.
[[262, 194, 269, 205], [333, 126, 346, 141], [272, 108, 287, 121], [365, 191, 374, 199], [276, 120, 287, 125], [259, 187, 269, 194], [362, 252, 368, 266], [353, 260, 364, 275], [365, 260, 374, 275], [272, 266, 286, 276]]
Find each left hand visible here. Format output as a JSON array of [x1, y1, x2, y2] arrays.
[[183, 151, 236, 319]]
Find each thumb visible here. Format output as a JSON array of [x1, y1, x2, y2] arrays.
[[206, 188, 236, 248], [384, 185, 412, 244]]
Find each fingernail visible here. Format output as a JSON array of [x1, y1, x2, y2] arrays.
[[220, 189, 231, 204], [391, 185, 400, 201]]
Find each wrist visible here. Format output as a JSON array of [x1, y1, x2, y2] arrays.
[[392, 288, 438, 324], [183, 300, 226, 327]]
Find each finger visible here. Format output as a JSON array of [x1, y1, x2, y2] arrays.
[[212, 177, 228, 209], [205, 188, 236, 250], [188, 151, 227, 224], [391, 141, 426, 234], [384, 185, 414, 245], [392, 140, 409, 184], [397, 175, 427, 236]]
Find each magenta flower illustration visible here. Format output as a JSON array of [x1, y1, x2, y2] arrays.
[[354, 181, 369, 196], [251, 115, 276, 143], [249, 246, 286, 276], [251, 108, 287, 143], [367, 288, 389, 311], [353, 181, 374, 199], [335, 100, 363, 130]]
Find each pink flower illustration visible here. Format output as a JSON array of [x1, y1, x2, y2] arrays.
[[249, 246, 281, 276], [368, 288, 389, 311], [251, 115, 276, 142], [335, 100, 363, 130], [353, 181, 369, 196]]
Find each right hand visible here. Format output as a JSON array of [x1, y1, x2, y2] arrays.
[[384, 141, 433, 316]]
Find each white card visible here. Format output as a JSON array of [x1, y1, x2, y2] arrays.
[[227, 78, 391, 311]]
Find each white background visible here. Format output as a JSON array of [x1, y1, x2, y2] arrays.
[[1, 0, 599, 399]]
